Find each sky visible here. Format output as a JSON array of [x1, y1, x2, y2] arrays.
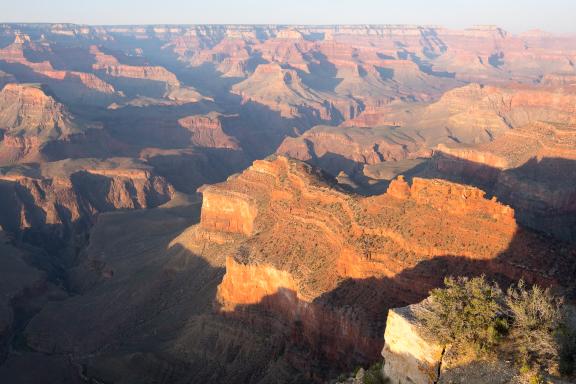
[[2, 0, 575, 34]]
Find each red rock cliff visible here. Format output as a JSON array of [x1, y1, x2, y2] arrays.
[[174, 156, 573, 373]]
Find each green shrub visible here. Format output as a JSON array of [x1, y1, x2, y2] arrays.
[[418, 276, 572, 378], [506, 280, 563, 368], [419, 275, 506, 353]]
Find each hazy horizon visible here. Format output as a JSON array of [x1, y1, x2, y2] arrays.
[[3, 0, 576, 34]]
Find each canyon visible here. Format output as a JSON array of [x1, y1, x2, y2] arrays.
[[0, 23, 574, 383]]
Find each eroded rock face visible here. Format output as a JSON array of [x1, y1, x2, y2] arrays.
[[89, 45, 203, 102], [0, 83, 116, 164], [13, 155, 576, 383], [275, 82, 576, 192], [0, 158, 174, 246], [175, 156, 573, 374], [231, 63, 360, 122], [380, 83, 576, 146], [382, 302, 444, 384], [432, 83, 576, 129], [90, 45, 180, 87], [277, 125, 429, 176], [217, 255, 299, 311], [0, 36, 119, 104], [178, 113, 240, 149], [430, 121, 576, 242], [0, 83, 82, 140], [188, 37, 256, 78], [381, 300, 526, 384], [198, 185, 257, 236]]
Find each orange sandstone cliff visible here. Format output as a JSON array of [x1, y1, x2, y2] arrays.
[[170, 156, 574, 373]]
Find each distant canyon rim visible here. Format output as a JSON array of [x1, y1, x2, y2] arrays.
[[0, 23, 574, 383]]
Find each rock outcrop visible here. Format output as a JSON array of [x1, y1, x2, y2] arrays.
[[0, 83, 83, 140], [198, 184, 257, 236], [177, 113, 240, 149], [382, 301, 444, 384], [381, 299, 530, 384], [430, 120, 576, 242], [0, 83, 115, 164], [277, 124, 429, 176], [0, 158, 174, 247], [90, 45, 180, 87], [232, 63, 360, 122], [170, 156, 573, 375], [0, 36, 119, 104]]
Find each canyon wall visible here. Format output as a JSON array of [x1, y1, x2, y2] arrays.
[[14, 155, 576, 383], [430, 120, 576, 242], [179, 156, 573, 374], [0, 23, 574, 383], [277, 125, 429, 177], [0, 159, 174, 247]]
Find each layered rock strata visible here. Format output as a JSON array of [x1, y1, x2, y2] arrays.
[[431, 120, 576, 242], [172, 156, 573, 373], [0, 158, 174, 245]]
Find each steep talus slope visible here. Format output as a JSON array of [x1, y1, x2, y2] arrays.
[[0, 195, 206, 384], [0, 158, 174, 250], [20, 192, 308, 384]]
